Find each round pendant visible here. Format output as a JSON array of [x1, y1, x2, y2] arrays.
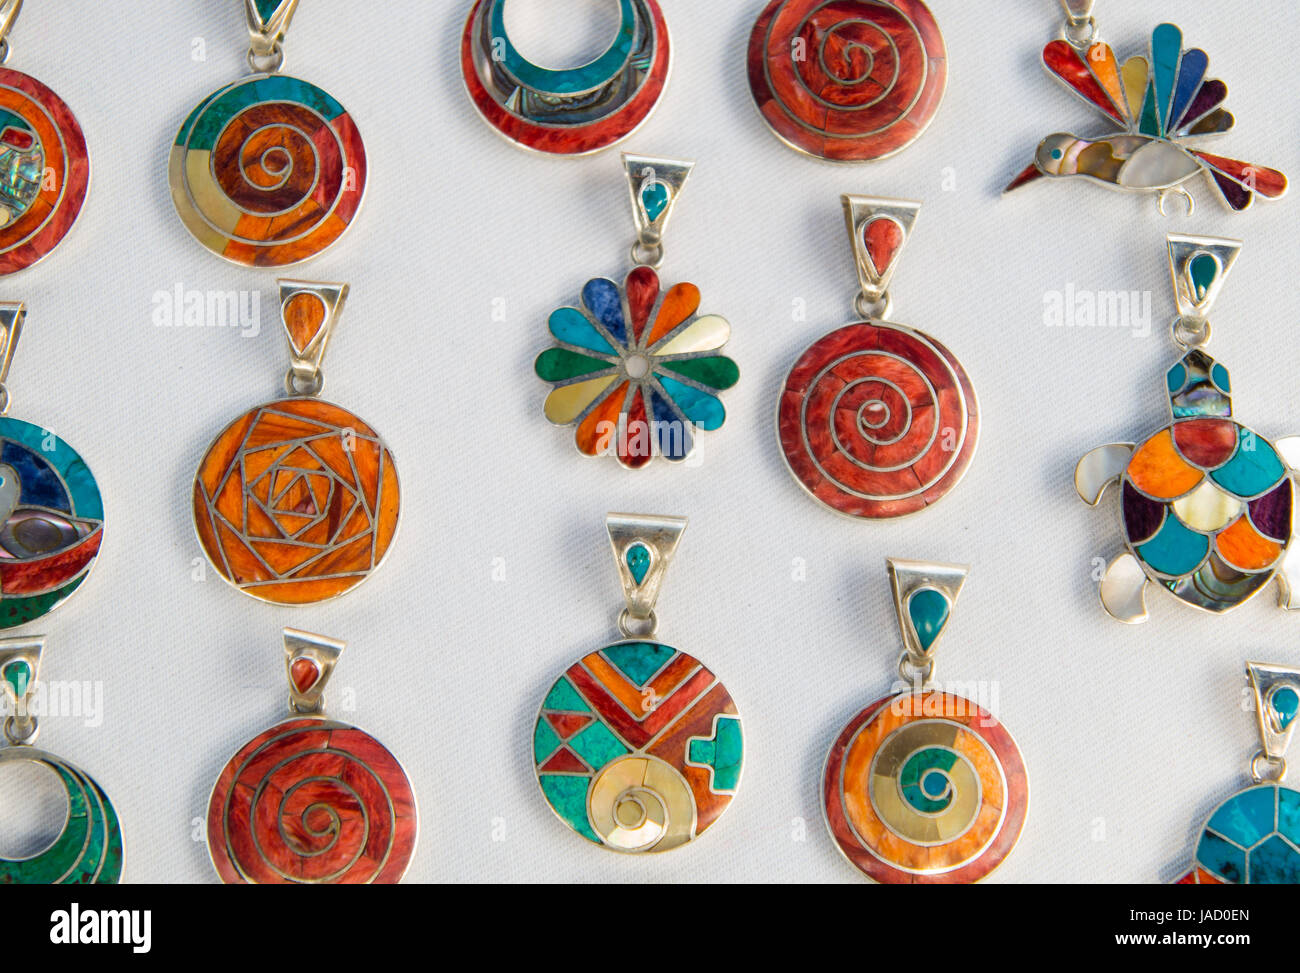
[[778, 321, 978, 519], [0, 416, 103, 627], [747, 0, 947, 162], [0, 67, 89, 274], [206, 716, 418, 884], [0, 747, 123, 884], [461, 0, 671, 156], [191, 397, 399, 605], [534, 640, 743, 853], [823, 691, 1027, 883], [1179, 783, 1300, 884], [168, 74, 367, 267]]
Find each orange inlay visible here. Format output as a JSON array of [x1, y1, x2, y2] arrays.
[[1086, 43, 1127, 117], [582, 652, 648, 715], [575, 382, 628, 456], [1217, 515, 1282, 572], [283, 293, 328, 354], [645, 283, 701, 347], [1128, 429, 1203, 499]]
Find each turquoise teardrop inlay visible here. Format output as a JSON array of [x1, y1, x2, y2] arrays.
[[2, 659, 31, 698], [641, 182, 670, 223], [626, 544, 651, 585], [907, 589, 950, 651], [1272, 687, 1299, 730], [1189, 252, 1219, 301]]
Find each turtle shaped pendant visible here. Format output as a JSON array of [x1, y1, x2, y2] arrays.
[[1076, 234, 1299, 622]]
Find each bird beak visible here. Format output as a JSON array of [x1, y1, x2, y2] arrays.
[[1004, 163, 1043, 193]]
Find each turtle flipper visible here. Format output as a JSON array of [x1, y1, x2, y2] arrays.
[[1101, 552, 1150, 623], [1274, 436, 1300, 472], [1076, 444, 1135, 505], [1278, 546, 1300, 612]]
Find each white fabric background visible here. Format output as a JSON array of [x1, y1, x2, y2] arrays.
[[0, 0, 1295, 883]]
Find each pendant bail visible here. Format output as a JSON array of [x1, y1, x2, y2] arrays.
[[1247, 662, 1300, 781], [246, 0, 300, 71], [623, 153, 694, 269], [1058, 0, 1095, 25], [0, 634, 43, 745], [284, 628, 343, 716], [607, 513, 686, 639], [1167, 234, 1241, 337], [887, 558, 968, 685], [842, 196, 921, 320], [0, 301, 23, 415], [279, 279, 348, 397]]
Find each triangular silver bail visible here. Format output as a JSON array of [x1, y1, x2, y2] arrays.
[[1248, 662, 1300, 764], [887, 558, 968, 668], [246, 0, 300, 55], [0, 301, 24, 398], [623, 154, 694, 248], [284, 628, 345, 716], [1168, 233, 1241, 323], [279, 279, 348, 394], [843, 196, 921, 311], [607, 513, 686, 633], [0, 634, 44, 745]]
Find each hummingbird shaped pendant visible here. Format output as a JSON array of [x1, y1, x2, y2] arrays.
[[1006, 3, 1288, 213]]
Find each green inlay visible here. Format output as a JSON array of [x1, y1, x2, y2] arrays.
[[657, 356, 740, 391], [1139, 80, 1162, 137], [0, 760, 122, 885], [602, 642, 674, 687], [178, 76, 347, 148], [0, 109, 34, 136], [899, 747, 958, 813], [1189, 253, 1219, 301], [1, 574, 87, 632], [535, 348, 616, 383], [641, 182, 670, 223], [568, 720, 628, 769], [491, 0, 638, 96], [543, 677, 590, 714], [533, 717, 562, 765], [2, 659, 30, 699], [687, 717, 743, 793], [1273, 687, 1300, 730], [539, 775, 600, 844], [907, 589, 950, 652], [253, 0, 285, 23], [625, 543, 651, 585]]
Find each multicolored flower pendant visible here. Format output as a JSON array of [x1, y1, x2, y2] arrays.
[[1076, 235, 1299, 623], [0, 4, 90, 275], [168, 1, 366, 266], [461, 0, 670, 156], [192, 280, 400, 606], [0, 637, 124, 884], [1005, 6, 1287, 213], [747, 0, 947, 162], [823, 560, 1028, 884], [1177, 663, 1300, 884], [535, 155, 738, 468], [206, 629, 418, 884], [778, 197, 978, 518], [0, 304, 103, 629], [534, 515, 743, 853]]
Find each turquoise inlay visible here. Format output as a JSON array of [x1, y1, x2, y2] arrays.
[[252, 0, 285, 23], [533, 717, 562, 764], [2, 659, 30, 698], [1207, 786, 1275, 848], [1138, 80, 1162, 137], [543, 676, 590, 714], [907, 589, 951, 652], [490, 0, 638, 96], [539, 775, 600, 844], [603, 641, 674, 686], [1197, 830, 1247, 883], [899, 747, 958, 813], [1137, 516, 1209, 576], [179, 76, 346, 149], [1188, 253, 1219, 301], [1151, 24, 1183, 136], [549, 307, 617, 356], [625, 543, 651, 586], [1169, 48, 1208, 130], [641, 182, 669, 223], [1248, 834, 1300, 883], [568, 720, 628, 769], [1272, 687, 1300, 730], [0, 417, 102, 520], [1277, 787, 1300, 845], [655, 375, 726, 431], [1166, 362, 1187, 395], [687, 717, 743, 793], [0, 109, 34, 136], [1210, 430, 1285, 498], [1212, 364, 1231, 393]]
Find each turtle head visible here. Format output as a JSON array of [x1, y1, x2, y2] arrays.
[[1167, 349, 1232, 419]]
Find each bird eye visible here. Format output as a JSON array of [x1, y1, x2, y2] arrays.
[[1050, 148, 1063, 160]]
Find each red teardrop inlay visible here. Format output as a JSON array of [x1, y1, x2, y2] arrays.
[[862, 218, 904, 277], [290, 657, 320, 694]]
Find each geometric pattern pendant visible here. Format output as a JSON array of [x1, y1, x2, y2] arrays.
[[778, 197, 977, 518], [206, 630, 418, 884], [168, 1, 366, 265], [192, 281, 399, 605], [534, 515, 743, 853], [1076, 235, 1299, 623], [462, 0, 671, 156], [822, 560, 1028, 883], [747, 0, 947, 162]]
